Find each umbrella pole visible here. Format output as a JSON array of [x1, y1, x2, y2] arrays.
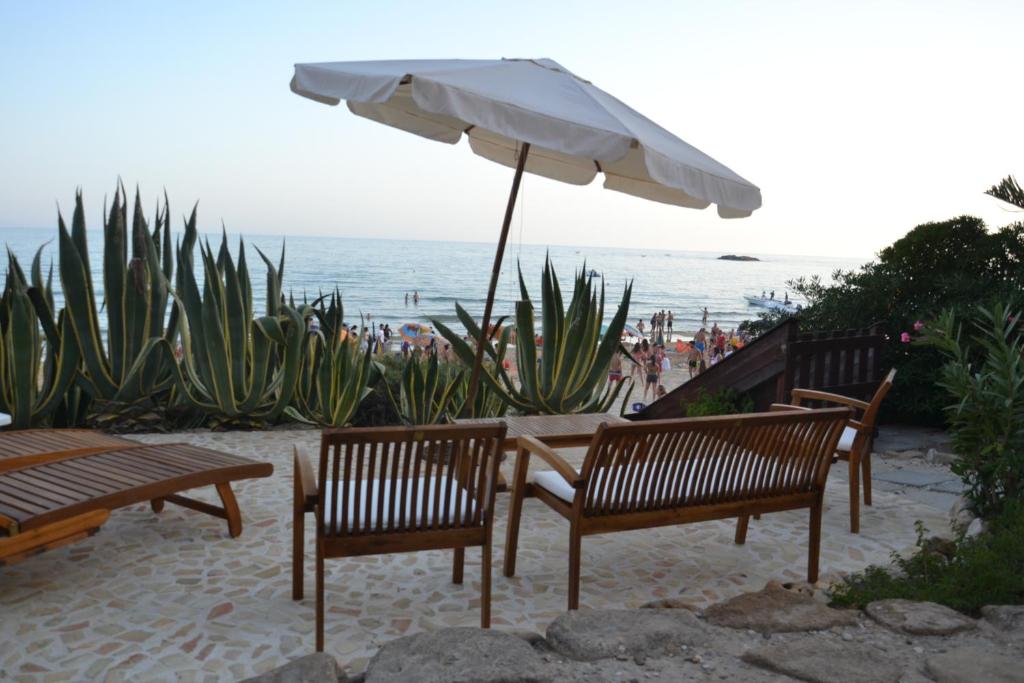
[[463, 142, 531, 417]]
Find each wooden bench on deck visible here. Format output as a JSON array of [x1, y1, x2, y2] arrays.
[[503, 408, 850, 610]]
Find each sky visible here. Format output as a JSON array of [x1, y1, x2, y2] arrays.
[[1, 1, 1021, 259]]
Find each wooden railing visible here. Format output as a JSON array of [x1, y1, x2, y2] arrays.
[[630, 318, 886, 420]]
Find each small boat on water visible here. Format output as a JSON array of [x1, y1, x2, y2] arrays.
[[744, 295, 799, 313]]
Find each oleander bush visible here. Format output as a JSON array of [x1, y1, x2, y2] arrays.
[[919, 302, 1024, 519]]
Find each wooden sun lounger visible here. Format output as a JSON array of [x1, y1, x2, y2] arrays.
[[0, 431, 273, 566]]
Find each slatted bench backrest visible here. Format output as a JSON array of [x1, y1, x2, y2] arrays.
[[579, 408, 850, 516]]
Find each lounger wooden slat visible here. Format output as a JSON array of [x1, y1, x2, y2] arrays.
[[0, 432, 274, 566], [0, 443, 272, 537]]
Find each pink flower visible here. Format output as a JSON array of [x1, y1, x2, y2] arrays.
[[913, 320, 924, 331], [900, 332, 911, 343]]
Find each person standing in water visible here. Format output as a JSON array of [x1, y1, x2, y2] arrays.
[[701, 307, 709, 328], [666, 310, 674, 341], [405, 292, 409, 305], [413, 291, 420, 305]]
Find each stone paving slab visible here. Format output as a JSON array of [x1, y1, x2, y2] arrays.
[[0, 428, 951, 682], [872, 469, 957, 488]]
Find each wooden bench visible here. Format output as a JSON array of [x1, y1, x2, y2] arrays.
[[503, 408, 850, 609], [0, 430, 273, 565], [293, 423, 507, 652]]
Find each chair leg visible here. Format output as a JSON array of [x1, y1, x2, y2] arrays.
[[481, 539, 492, 629], [861, 449, 873, 506], [808, 501, 823, 583], [568, 523, 582, 611], [453, 547, 465, 585], [215, 483, 243, 538], [503, 448, 531, 577], [150, 498, 165, 513], [848, 454, 861, 534], [292, 501, 304, 601], [315, 540, 325, 653], [734, 515, 750, 544]]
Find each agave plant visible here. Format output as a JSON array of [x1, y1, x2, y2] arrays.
[[174, 231, 305, 424], [0, 250, 80, 429], [291, 290, 376, 427], [388, 351, 464, 425], [435, 258, 633, 414], [53, 187, 180, 418]]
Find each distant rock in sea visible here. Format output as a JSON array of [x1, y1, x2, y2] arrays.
[[719, 254, 760, 262]]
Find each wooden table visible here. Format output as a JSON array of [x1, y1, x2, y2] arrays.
[[455, 413, 627, 452]]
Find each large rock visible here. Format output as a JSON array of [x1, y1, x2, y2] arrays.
[[242, 654, 343, 683], [364, 628, 549, 683], [545, 609, 708, 661], [981, 605, 1024, 633], [865, 599, 976, 636], [925, 646, 1024, 683], [743, 637, 902, 683], [704, 583, 858, 633]]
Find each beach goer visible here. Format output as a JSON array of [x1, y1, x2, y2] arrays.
[[644, 354, 660, 401], [701, 307, 709, 327], [694, 328, 707, 359], [629, 342, 644, 381], [660, 351, 671, 374], [656, 384, 667, 399], [666, 310, 674, 340], [784, 291, 790, 305], [413, 290, 420, 304], [686, 341, 700, 379], [770, 290, 775, 300], [675, 339, 684, 354], [405, 292, 409, 305], [607, 351, 623, 387], [637, 319, 645, 337]]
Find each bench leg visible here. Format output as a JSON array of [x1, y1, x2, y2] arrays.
[[808, 501, 823, 583], [215, 483, 243, 538], [315, 540, 325, 653], [453, 547, 465, 585], [503, 448, 531, 577], [568, 522, 582, 611], [481, 536, 492, 629], [293, 498, 304, 601], [848, 454, 861, 534], [862, 449, 873, 506], [734, 515, 750, 544], [150, 498, 164, 513]]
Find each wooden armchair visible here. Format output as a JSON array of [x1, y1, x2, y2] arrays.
[[772, 368, 896, 533], [293, 422, 507, 652], [503, 409, 850, 610]]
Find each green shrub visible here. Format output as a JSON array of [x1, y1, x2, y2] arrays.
[[829, 503, 1024, 616], [684, 388, 754, 417], [920, 302, 1024, 518], [744, 214, 1024, 425]]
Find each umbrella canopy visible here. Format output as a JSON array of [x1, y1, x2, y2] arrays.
[[623, 323, 643, 338], [399, 322, 433, 343], [291, 58, 762, 415], [291, 58, 761, 216]]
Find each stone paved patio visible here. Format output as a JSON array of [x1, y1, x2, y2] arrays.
[[0, 428, 950, 682]]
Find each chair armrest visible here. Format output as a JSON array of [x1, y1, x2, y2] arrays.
[[769, 403, 811, 412], [294, 446, 318, 507], [790, 388, 871, 412], [517, 436, 584, 489]]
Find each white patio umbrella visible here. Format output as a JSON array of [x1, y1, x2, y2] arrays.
[[290, 58, 762, 413]]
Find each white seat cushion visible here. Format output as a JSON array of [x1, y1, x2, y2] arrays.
[[532, 470, 579, 503], [321, 477, 475, 531], [836, 426, 857, 453], [532, 458, 734, 505]]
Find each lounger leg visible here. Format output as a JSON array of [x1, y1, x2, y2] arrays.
[[848, 454, 860, 534], [503, 447, 531, 577], [453, 547, 465, 585], [293, 495, 304, 601], [315, 539, 325, 653], [734, 515, 750, 544], [481, 537, 492, 629], [808, 500, 823, 583], [150, 498, 164, 513], [568, 522, 582, 611], [215, 483, 243, 538], [862, 449, 873, 506]]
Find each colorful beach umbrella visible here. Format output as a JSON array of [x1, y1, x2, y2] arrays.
[[399, 322, 432, 343], [291, 58, 762, 414], [623, 323, 643, 338]]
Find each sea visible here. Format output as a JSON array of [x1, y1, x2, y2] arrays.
[[1, 227, 868, 338]]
